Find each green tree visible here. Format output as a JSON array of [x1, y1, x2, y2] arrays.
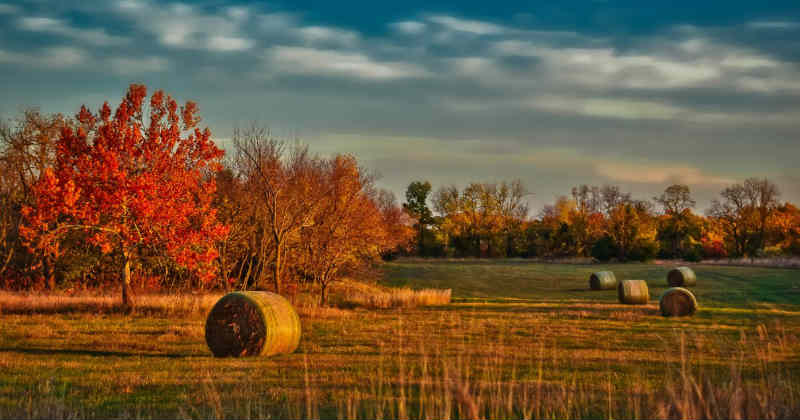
[[403, 181, 434, 255]]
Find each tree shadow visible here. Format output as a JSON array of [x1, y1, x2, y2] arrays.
[[0, 346, 195, 358]]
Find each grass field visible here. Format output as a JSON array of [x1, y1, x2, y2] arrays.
[[2, 260, 800, 419]]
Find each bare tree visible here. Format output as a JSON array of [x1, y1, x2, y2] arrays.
[[232, 125, 325, 294]]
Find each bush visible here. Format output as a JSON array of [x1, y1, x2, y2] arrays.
[[591, 236, 616, 262], [628, 239, 659, 262], [682, 245, 704, 262]]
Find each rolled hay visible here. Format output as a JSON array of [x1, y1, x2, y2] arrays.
[[659, 287, 698, 317], [667, 266, 697, 287], [617, 280, 650, 304], [205, 291, 301, 357], [589, 271, 617, 290]]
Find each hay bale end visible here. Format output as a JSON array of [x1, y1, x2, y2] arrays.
[[667, 267, 697, 287], [618, 280, 650, 304], [659, 287, 698, 317], [205, 291, 301, 357], [589, 271, 617, 290]]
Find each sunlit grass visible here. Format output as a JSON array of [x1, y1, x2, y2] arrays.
[[1, 261, 799, 418]]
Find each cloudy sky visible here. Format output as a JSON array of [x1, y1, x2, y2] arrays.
[[1, 1, 799, 213]]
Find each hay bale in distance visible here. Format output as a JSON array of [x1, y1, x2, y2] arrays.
[[617, 280, 650, 304], [667, 267, 697, 287], [205, 291, 301, 357], [659, 287, 698, 317], [589, 271, 617, 290]]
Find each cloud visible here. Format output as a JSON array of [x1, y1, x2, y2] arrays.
[[427, 15, 508, 35], [0, 46, 89, 69], [207, 35, 254, 52], [267, 46, 428, 80], [108, 56, 169, 75], [0, 3, 18, 14], [528, 96, 684, 121], [298, 26, 359, 46], [391, 21, 426, 35], [747, 21, 800, 30], [17, 16, 128, 46], [114, 0, 256, 52], [594, 162, 735, 186]]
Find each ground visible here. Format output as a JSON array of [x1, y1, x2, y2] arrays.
[[1, 260, 799, 419]]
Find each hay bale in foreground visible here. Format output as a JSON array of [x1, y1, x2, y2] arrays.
[[617, 280, 649, 304], [659, 287, 698, 317], [667, 266, 697, 287], [205, 291, 301, 357], [589, 271, 617, 290]]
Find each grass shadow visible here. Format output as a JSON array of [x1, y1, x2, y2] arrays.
[[0, 346, 194, 358]]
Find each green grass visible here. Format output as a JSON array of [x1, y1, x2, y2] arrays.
[[1, 260, 800, 419], [382, 259, 800, 307]]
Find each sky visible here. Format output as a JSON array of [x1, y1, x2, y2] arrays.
[[1, 0, 799, 214]]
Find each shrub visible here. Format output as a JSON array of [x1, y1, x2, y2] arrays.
[[682, 245, 704, 262], [591, 236, 616, 262], [628, 239, 659, 262]]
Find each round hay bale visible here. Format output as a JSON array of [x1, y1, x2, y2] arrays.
[[659, 287, 698, 317], [205, 291, 301, 357], [617, 280, 650, 304], [667, 267, 696, 287], [589, 271, 617, 290]]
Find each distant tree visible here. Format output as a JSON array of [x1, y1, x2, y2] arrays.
[[21, 85, 227, 307], [600, 185, 631, 216], [495, 180, 529, 257], [403, 181, 433, 255], [707, 178, 780, 257], [654, 184, 696, 215], [654, 184, 698, 258], [607, 200, 657, 261]]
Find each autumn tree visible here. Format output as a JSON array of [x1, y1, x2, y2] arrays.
[[21, 84, 227, 307], [1, 110, 66, 286], [297, 155, 405, 305], [654, 184, 699, 258], [707, 178, 780, 257], [606, 200, 657, 261], [232, 126, 327, 294], [495, 180, 530, 257]]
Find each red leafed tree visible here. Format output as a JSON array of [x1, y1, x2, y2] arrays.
[[20, 84, 228, 307]]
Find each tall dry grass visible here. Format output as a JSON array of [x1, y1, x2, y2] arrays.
[[0, 291, 222, 315], [178, 325, 798, 420], [329, 280, 451, 309]]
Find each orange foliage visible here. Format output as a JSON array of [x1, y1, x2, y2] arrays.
[[20, 84, 228, 305]]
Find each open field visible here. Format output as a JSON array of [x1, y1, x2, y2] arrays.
[[2, 260, 800, 419]]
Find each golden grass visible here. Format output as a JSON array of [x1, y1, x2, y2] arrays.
[[1, 297, 799, 419], [330, 280, 451, 309], [0, 290, 223, 315]]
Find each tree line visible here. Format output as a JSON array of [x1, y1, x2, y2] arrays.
[[403, 179, 800, 261], [0, 85, 412, 306], [2, 85, 799, 306]]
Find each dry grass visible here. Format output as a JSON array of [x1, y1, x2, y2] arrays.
[[331, 280, 451, 309], [0, 290, 222, 315]]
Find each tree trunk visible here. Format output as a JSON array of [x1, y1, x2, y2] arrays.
[[122, 252, 134, 308], [44, 258, 56, 290], [320, 279, 328, 306], [418, 222, 425, 256], [273, 244, 282, 295]]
